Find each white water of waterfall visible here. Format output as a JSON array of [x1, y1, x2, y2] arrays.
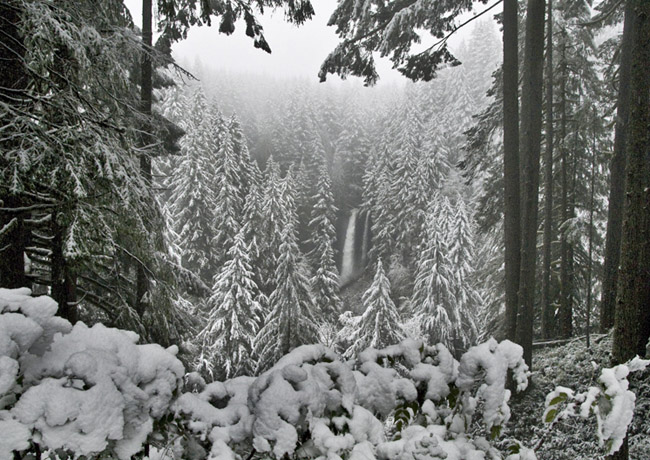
[[340, 209, 358, 284]]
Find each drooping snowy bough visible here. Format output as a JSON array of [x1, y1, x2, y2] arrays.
[[2, 288, 536, 459]]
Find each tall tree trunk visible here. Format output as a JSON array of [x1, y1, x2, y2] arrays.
[[503, 0, 521, 341], [0, 1, 27, 96], [0, 2, 28, 289], [567, 124, 580, 338], [610, 7, 650, 460], [586, 112, 597, 349], [600, 1, 635, 333], [136, 0, 153, 318], [541, 0, 555, 340], [613, 0, 650, 365], [558, 34, 572, 339], [51, 214, 78, 323], [515, 0, 546, 367], [0, 199, 27, 289]]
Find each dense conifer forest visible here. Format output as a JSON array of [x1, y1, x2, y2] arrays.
[[1, 0, 649, 459]]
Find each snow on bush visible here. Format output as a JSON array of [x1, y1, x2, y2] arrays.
[[0, 288, 184, 459], [175, 338, 534, 460], [543, 355, 650, 455], [2, 288, 535, 460]]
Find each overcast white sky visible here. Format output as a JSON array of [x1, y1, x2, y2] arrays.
[[123, 0, 499, 85]]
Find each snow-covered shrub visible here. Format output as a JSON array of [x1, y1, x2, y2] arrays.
[[175, 337, 534, 460], [543, 355, 650, 455], [1, 288, 538, 460], [0, 288, 184, 460]]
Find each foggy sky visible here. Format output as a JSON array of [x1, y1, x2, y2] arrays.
[[122, 0, 497, 85]]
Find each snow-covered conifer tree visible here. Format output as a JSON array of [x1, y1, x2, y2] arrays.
[[367, 152, 398, 264], [308, 163, 341, 321], [168, 89, 217, 283], [211, 116, 243, 268], [411, 197, 475, 353], [255, 222, 320, 371], [332, 108, 371, 207], [257, 158, 292, 294], [198, 229, 263, 379], [392, 105, 426, 263], [159, 84, 189, 128], [344, 259, 404, 358], [240, 183, 266, 298], [448, 200, 479, 296], [228, 114, 260, 201]]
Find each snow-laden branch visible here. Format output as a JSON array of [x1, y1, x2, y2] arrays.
[[544, 357, 650, 454]]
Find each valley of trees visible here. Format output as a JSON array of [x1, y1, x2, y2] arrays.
[[1, 0, 649, 459]]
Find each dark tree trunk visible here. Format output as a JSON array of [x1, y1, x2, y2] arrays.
[[136, 0, 153, 318], [613, 0, 650, 365], [503, 0, 521, 341], [51, 215, 78, 323], [0, 2, 29, 289], [586, 113, 597, 349], [558, 35, 572, 339], [0, 198, 28, 289], [515, 0, 546, 367], [609, 6, 650, 455], [541, 0, 555, 340], [600, 1, 635, 334], [0, 1, 28, 97], [140, 0, 153, 184]]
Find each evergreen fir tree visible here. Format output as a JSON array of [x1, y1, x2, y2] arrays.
[[447, 198, 480, 343], [211, 120, 243, 268], [168, 89, 217, 283], [392, 104, 426, 263], [240, 182, 266, 298], [255, 221, 320, 371], [457, 19, 502, 105], [344, 259, 404, 358], [160, 84, 189, 128], [198, 229, 263, 379], [332, 109, 372, 207], [257, 158, 293, 295], [307, 163, 341, 321], [228, 114, 261, 201], [367, 152, 398, 264], [410, 197, 466, 353]]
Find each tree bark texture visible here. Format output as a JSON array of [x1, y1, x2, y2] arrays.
[[0, 198, 27, 289], [515, 0, 546, 367], [558, 35, 573, 339], [503, 0, 521, 342], [600, 1, 635, 333], [541, 0, 555, 340], [613, 0, 650, 366], [51, 215, 78, 323], [0, 1, 27, 97], [136, 0, 153, 318], [586, 114, 597, 348]]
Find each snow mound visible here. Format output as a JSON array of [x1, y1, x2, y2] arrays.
[[0, 288, 184, 460]]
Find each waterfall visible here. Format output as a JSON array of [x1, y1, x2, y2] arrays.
[[340, 209, 358, 284], [361, 211, 371, 267]]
